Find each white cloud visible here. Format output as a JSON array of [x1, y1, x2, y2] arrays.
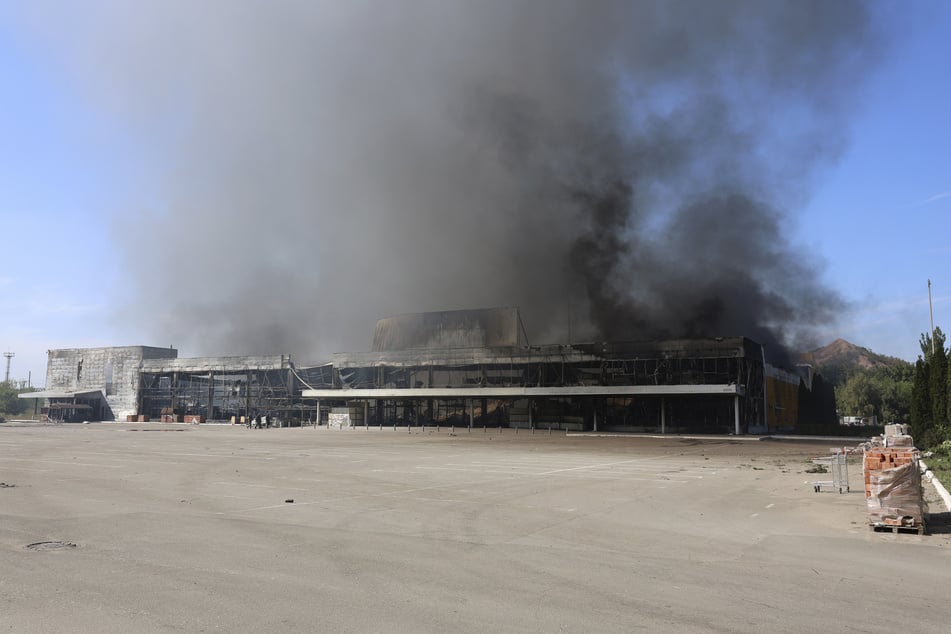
[[909, 190, 951, 208]]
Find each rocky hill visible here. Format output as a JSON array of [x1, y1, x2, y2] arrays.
[[798, 338, 910, 385]]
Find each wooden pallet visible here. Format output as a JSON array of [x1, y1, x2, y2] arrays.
[[869, 523, 925, 535]]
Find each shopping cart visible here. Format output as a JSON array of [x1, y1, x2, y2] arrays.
[[811, 451, 849, 493]]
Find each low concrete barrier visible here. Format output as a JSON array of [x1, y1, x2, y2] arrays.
[[920, 460, 951, 513]]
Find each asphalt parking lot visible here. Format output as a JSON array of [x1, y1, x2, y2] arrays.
[[2, 423, 950, 633]]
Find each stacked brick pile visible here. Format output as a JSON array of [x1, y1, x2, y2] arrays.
[[159, 408, 183, 423], [864, 447, 924, 527]]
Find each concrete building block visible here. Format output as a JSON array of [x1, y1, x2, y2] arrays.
[[46, 346, 177, 421]]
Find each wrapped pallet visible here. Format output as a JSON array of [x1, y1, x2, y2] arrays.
[[885, 434, 914, 448], [866, 457, 924, 527], [884, 423, 909, 437]]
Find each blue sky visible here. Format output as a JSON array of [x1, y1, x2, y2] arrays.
[[1, 2, 950, 386], [1, 16, 123, 384], [796, 3, 951, 361]]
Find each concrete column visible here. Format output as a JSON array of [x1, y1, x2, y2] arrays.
[[528, 398, 533, 429], [468, 399, 473, 429], [136, 373, 144, 418], [593, 404, 598, 432], [734, 395, 741, 435], [661, 397, 666, 434], [170, 371, 179, 414], [207, 370, 214, 421], [246, 370, 252, 419]]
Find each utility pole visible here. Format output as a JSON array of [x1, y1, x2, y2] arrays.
[[3, 351, 13, 384], [928, 280, 936, 356]]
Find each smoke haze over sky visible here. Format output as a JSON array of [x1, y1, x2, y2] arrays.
[[3, 1, 951, 380]]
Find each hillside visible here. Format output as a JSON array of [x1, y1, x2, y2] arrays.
[[798, 338, 911, 386]]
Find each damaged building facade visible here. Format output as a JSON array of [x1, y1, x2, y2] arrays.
[[24, 346, 178, 422], [24, 347, 296, 424], [24, 308, 812, 434], [302, 308, 767, 434]]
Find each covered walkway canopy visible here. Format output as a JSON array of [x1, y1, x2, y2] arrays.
[[19, 388, 105, 400], [302, 384, 747, 434], [19, 388, 105, 422]]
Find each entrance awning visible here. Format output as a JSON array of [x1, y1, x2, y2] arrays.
[[19, 388, 104, 400]]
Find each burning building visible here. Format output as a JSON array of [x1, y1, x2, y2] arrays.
[[301, 308, 770, 434], [24, 308, 816, 434]]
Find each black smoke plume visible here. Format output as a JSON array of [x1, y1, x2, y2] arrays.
[[19, 1, 881, 365]]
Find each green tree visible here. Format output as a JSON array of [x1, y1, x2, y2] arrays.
[[947, 350, 951, 425], [0, 382, 30, 417], [920, 330, 939, 358], [836, 373, 877, 418], [881, 377, 913, 424], [930, 327, 948, 426], [834, 364, 913, 424], [911, 357, 935, 446], [912, 328, 951, 448]]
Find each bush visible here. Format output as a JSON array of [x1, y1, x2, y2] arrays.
[[933, 440, 951, 457]]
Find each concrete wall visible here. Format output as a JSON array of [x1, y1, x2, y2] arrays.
[[46, 346, 178, 420]]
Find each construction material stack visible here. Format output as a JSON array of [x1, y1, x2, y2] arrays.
[[864, 424, 925, 534], [160, 407, 183, 423]]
